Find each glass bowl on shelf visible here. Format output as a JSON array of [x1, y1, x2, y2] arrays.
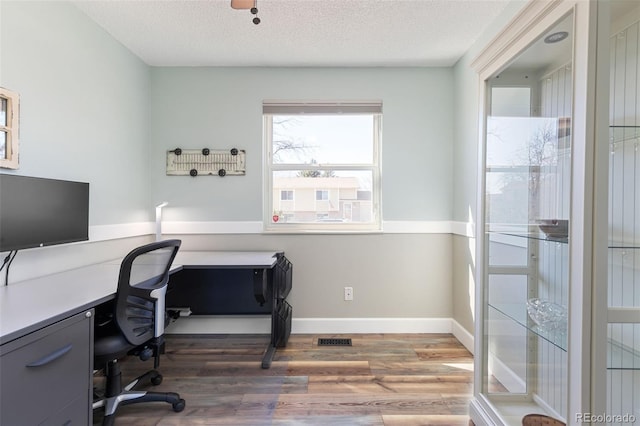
[[526, 298, 567, 333], [537, 219, 569, 239]]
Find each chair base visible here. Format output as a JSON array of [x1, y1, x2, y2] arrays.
[[93, 359, 185, 426]]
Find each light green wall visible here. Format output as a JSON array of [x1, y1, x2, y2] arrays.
[[149, 67, 454, 222], [176, 233, 452, 319], [149, 67, 456, 320], [0, 1, 151, 226], [452, 0, 528, 224]]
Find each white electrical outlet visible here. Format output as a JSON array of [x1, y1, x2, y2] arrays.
[[344, 286, 353, 301]]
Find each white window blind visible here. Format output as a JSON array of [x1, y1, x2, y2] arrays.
[[263, 101, 382, 115]]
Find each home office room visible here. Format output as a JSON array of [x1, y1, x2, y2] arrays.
[[1, 0, 639, 425]]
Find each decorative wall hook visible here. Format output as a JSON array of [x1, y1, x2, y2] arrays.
[[166, 148, 246, 177], [230, 0, 260, 24]]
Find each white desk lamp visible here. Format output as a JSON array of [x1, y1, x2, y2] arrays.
[[155, 202, 169, 241]]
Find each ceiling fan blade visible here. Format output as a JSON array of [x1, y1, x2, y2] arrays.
[[231, 0, 255, 10]]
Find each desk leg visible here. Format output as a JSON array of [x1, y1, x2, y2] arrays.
[[262, 276, 278, 369], [261, 344, 276, 369], [259, 254, 292, 369]]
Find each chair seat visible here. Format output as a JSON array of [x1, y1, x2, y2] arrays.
[[94, 332, 136, 369]]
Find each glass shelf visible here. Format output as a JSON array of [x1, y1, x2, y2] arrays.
[[488, 303, 568, 352], [489, 232, 640, 249], [608, 243, 640, 250], [488, 231, 568, 244], [610, 125, 640, 143], [608, 338, 640, 370]]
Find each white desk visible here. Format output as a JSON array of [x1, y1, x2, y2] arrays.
[[0, 251, 281, 345], [1, 263, 119, 344], [173, 251, 279, 269]]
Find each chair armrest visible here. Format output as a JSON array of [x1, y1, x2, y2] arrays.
[[150, 286, 168, 338]]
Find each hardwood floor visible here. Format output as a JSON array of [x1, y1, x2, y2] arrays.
[[93, 333, 474, 425]]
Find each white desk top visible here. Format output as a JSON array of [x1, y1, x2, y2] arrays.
[[174, 251, 279, 269], [0, 250, 280, 344]]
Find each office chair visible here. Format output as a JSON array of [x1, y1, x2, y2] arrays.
[[93, 239, 185, 426]]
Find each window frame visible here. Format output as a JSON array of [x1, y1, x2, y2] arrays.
[[0, 87, 19, 169], [263, 101, 382, 233]]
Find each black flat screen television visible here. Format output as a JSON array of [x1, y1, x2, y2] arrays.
[[0, 174, 89, 252]]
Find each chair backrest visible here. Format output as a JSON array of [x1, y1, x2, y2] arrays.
[[115, 239, 181, 346]]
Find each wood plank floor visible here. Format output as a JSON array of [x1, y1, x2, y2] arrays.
[[93, 333, 474, 426]]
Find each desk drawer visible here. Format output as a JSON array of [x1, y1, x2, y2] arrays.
[[0, 311, 93, 425], [43, 394, 88, 426]]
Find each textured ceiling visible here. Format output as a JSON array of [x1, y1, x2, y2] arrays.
[[73, 0, 513, 67]]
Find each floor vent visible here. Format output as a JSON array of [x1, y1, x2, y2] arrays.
[[318, 338, 352, 346]]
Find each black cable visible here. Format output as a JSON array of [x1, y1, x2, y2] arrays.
[[2, 250, 18, 286], [2, 251, 13, 285], [0, 251, 13, 272], [1, 251, 11, 286]]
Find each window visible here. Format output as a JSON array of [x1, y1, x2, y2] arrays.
[[0, 87, 19, 169], [264, 101, 382, 231]]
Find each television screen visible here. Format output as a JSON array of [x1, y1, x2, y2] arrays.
[[0, 174, 89, 252]]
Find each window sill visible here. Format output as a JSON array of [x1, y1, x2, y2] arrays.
[[262, 228, 383, 235]]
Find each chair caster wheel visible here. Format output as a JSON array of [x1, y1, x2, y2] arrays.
[[151, 373, 163, 386], [173, 399, 186, 412]]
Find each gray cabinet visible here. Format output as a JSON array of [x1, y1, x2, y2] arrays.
[[0, 310, 93, 425]]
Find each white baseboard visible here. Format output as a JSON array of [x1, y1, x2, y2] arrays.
[[488, 352, 526, 393], [292, 317, 452, 334], [166, 316, 468, 336], [452, 319, 475, 354]]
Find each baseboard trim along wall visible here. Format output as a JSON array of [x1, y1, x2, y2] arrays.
[[292, 317, 453, 334], [452, 319, 475, 354], [488, 352, 526, 393], [167, 316, 475, 347]]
